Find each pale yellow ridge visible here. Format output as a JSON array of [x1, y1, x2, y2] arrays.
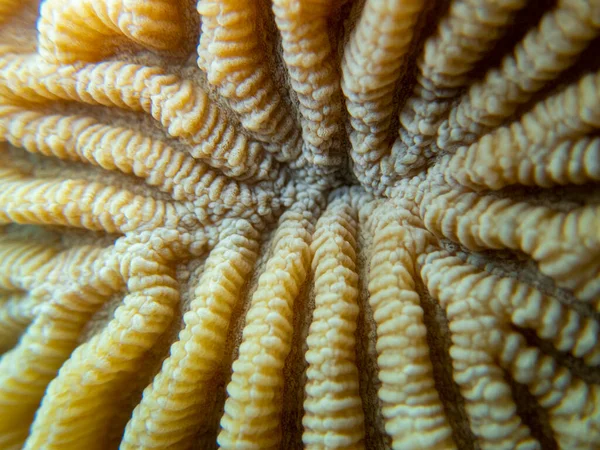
[[418, 183, 600, 302], [420, 250, 541, 450], [198, 0, 303, 163], [0, 245, 122, 450], [0, 293, 39, 350], [122, 221, 260, 449], [23, 232, 184, 450], [342, 0, 424, 176], [445, 70, 600, 189], [302, 196, 365, 449], [218, 203, 316, 449], [0, 238, 58, 290], [438, 0, 600, 149], [421, 249, 600, 450], [0, 54, 277, 181], [0, 167, 186, 233], [0, 104, 280, 224], [366, 207, 455, 449], [272, 0, 344, 166], [37, 0, 183, 63], [394, 0, 527, 174]]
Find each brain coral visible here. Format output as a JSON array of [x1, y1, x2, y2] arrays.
[[0, 0, 599, 449]]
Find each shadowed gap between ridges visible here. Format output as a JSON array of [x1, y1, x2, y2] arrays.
[[504, 365, 558, 450], [354, 223, 391, 449], [443, 240, 600, 323], [415, 275, 479, 450], [279, 264, 315, 449], [191, 225, 276, 449], [516, 326, 600, 386]]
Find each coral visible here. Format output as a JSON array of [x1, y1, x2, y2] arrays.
[[0, 1, 598, 449], [123, 222, 260, 449], [342, 0, 425, 190], [437, 0, 600, 150], [219, 199, 320, 449], [197, 0, 303, 163], [272, 0, 345, 166], [394, 0, 527, 174], [303, 194, 364, 449], [37, 0, 184, 63], [365, 205, 454, 449]]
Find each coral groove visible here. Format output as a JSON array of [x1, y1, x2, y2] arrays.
[[0, 1, 598, 449]]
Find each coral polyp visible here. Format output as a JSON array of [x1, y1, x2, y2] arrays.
[[0, 0, 599, 449]]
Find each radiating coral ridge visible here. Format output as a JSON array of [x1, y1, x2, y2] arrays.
[[0, 0, 599, 449]]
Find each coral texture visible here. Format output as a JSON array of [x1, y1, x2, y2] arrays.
[[0, 0, 599, 449]]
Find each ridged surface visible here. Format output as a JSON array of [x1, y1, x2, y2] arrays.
[[197, 0, 303, 163], [438, 0, 600, 149], [37, 0, 184, 63], [342, 0, 425, 190], [272, 0, 345, 166], [445, 71, 600, 189], [366, 207, 454, 449], [0, 1, 599, 449], [303, 196, 364, 449], [218, 200, 318, 449], [395, 0, 527, 174], [122, 223, 260, 449]]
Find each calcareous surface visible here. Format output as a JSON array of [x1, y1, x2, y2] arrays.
[[0, 0, 599, 449]]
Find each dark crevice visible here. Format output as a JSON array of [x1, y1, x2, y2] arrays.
[[505, 369, 558, 450], [2, 214, 120, 250], [192, 225, 277, 449], [328, 0, 355, 179], [443, 240, 600, 323], [468, 0, 558, 83], [510, 35, 600, 125], [280, 264, 315, 450], [415, 276, 480, 450], [2, 223, 62, 247], [481, 183, 600, 212], [354, 225, 390, 449], [516, 326, 600, 385]]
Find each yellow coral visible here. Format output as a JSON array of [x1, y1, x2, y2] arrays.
[[0, 1, 599, 449], [272, 0, 345, 166], [342, 0, 424, 169], [122, 222, 260, 449], [438, 0, 600, 149], [303, 194, 364, 449], [365, 207, 454, 449], [219, 201, 317, 449], [37, 0, 184, 63], [198, 0, 302, 163]]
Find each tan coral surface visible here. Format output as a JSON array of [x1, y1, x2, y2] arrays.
[[0, 0, 599, 449]]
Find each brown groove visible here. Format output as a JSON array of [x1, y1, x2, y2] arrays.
[[280, 266, 315, 449], [192, 225, 277, 449], [415, 276, 479, 450], [354, 225, 390, 449], [506, 370, 558, 450], [442, 240, 600, 323], [516, 326, 600, 386]]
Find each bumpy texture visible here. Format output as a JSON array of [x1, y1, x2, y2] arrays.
[[0, 1, 599, 449]]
